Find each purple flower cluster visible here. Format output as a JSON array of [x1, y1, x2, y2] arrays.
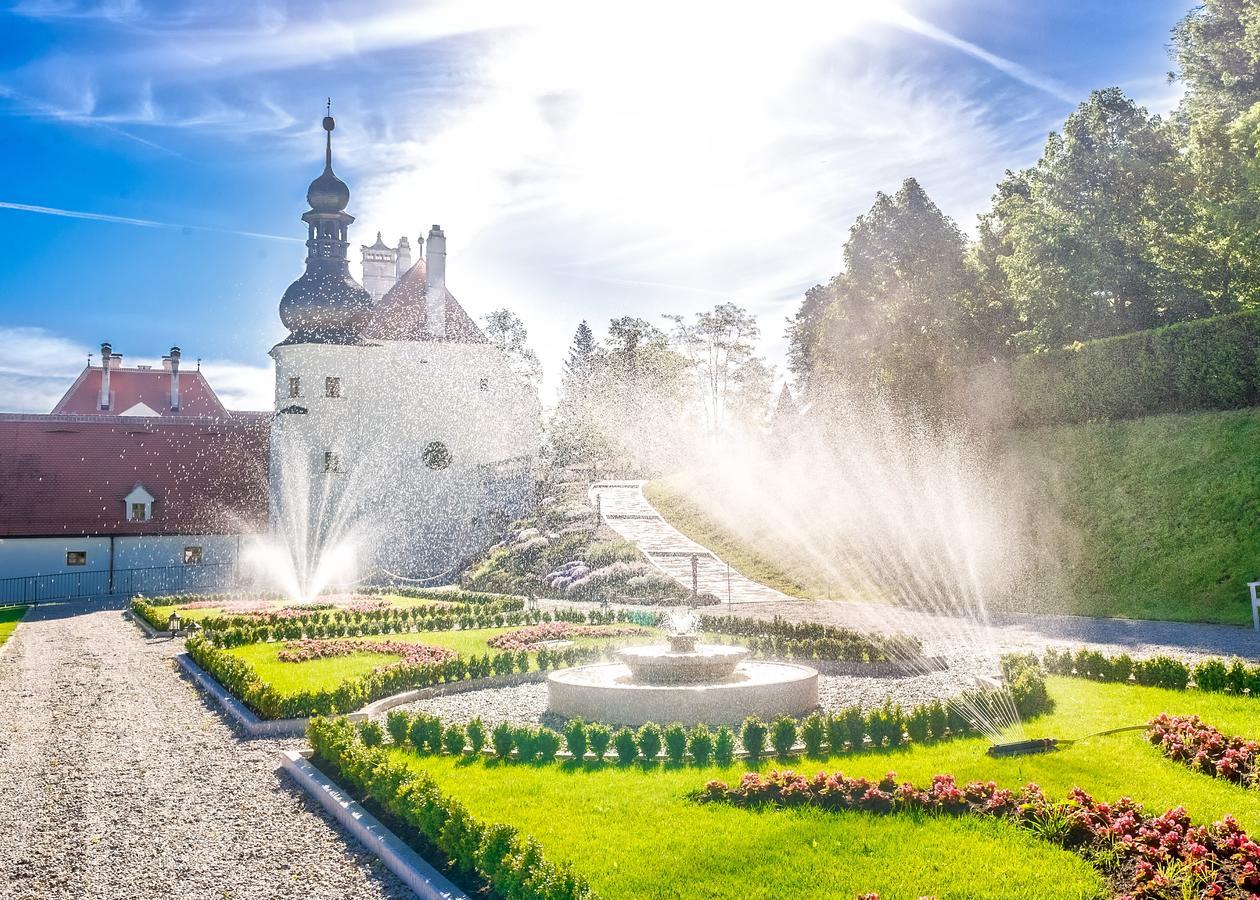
[[699, 769, 1260, 898], [485, 621, 648, 651], [276, 639, 456, 667], [1147, 713, 1259, 788]]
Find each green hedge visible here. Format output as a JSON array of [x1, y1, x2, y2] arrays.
[[1005, 310, 1260, 425], [1038, 647, 1260, 695], [309, 716, 596, 899], [699, 614, 923, 664]]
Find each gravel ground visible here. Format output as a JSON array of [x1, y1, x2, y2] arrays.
[[0, 600, 411, 900]]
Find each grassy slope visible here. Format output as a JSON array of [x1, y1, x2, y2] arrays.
[[649, 408, 1260, 624], [643, 479, 815, 599], [0, 605, 25, 646], [397, 677, 1260, 899], [1025, 408, 1260, 625]]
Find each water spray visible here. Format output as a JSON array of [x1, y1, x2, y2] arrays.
[[986, 725, 1148, 758]]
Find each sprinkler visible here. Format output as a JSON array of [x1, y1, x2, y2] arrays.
[[986, 725, 1148, 758]]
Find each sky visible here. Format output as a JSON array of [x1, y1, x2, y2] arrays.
[[0, 0, 1196, 411]]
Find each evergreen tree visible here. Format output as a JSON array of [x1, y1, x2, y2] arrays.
[[549, 321, 601, 465]]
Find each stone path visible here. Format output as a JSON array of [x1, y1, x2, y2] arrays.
[[594, 481, 1260, 663], [591, 481, 787, 604], [0, 601, 410, 900]]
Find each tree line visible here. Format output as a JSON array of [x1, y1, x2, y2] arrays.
[[788, 0, 1260, 406]]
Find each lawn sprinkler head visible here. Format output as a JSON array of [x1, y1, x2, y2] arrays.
[[986, 738, 1062, 758]]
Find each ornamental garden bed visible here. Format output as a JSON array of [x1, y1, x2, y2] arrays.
[[310, 674, 1260, 899]]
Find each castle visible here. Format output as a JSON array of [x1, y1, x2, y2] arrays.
[[270, 113, 539, 583]]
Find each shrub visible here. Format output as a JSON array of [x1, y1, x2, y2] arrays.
[[927, 700, 948, 740], [442, 723, 467, 756], [714, 726, 735, 766], [906, 706, 930, 744], [421, 715, 444, 754], [1194, 658, 1228, 692], [687, 725, 714, 766], [799, 713, 826, 758], [491, 721, 515, 759], [587, 723, 612, 761], [564, 719, 588, 760], [825, 713, 847, 756], [536, 728, 562, 762], [770, 716, 797, 759], [741, 716, 768, 762], [663, 723, 687, 764], [1135, 656, 1190, 691], [636, 723, 663, 762], [584, 539, 640, 568], [842, 706, 866, 751], [466, 717, 487, 755], [410, 715, 431, 755], [359, 720, 384, 747], [613, 728, 638, 764], [514, 727, 539, 762], [1011, 668, 1051, 719], [386, 710, 412, 746]]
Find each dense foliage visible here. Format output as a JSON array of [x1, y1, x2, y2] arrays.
[[1038, 647, 1260, 696], [309, 716, 596, 900], [699, 614, 923, 664], [1147, 713, 1259, 789], [696, 770, 1260, 898]]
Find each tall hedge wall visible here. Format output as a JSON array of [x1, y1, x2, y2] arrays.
[[1005, 310, 1260, 425]]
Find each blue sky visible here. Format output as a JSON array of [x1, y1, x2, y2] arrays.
[[0, 0, 1195, 410]]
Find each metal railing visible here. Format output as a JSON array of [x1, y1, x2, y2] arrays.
[[0, 562, 237, 607]]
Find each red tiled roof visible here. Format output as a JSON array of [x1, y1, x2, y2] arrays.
[[366, 258, 488, 343], [52, 366, 230, 417], [0, 413, 270, 536]]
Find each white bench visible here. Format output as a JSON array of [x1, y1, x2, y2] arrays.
[[1251, 581, 1260, 631]]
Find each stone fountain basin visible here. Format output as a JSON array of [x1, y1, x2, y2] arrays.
[[615, 643, 749, 684]]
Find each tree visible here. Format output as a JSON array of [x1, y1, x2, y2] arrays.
[[785, 283, 830, 386], [481, 308, 542, 386], [664, 302, 765, 433], [549, 321, 602, 465]]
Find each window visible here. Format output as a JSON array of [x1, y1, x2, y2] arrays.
[[124, 485, 154, 522], [422, 441, 452, 470], [131, 502, 149, 521], [66, 551, 87, 566], [183, 546, 203, 565], [288, 376, 301, 398], [324, 450, 343, 473], [325, 376, 341, 398], [479, 377, 489, 391]]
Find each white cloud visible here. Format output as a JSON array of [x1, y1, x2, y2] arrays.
[[197, 359, 274, 411]]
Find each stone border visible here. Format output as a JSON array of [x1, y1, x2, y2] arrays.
[[279, 749, 468, 900], [174, 652, 366, 737], [126, 609, 174, 639], [811, 656, 948, 677]]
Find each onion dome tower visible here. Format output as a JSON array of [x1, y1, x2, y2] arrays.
[[278, 110, 374, 344]]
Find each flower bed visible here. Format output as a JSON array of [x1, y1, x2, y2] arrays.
[[697, 769, 1260, 898], [1147, 713, 1259, 788], [485, 622, 649, 652], [277, 639, 457, 667], [309, 716, 596, 900]]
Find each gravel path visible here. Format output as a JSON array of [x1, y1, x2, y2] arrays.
[[0, 601, 411, 900]]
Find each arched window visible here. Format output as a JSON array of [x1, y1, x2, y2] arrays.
[[422, 441, 452, 470]]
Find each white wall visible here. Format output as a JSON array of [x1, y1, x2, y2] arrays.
[[0, 534, 250, 581]]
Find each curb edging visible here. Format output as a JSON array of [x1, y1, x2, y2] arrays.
[[279, 749, 468, 900]]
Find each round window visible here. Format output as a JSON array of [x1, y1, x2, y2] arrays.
[[422, 441, 452, 470]]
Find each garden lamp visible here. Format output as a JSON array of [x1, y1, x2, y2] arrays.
[[167, 611, 181, 633]]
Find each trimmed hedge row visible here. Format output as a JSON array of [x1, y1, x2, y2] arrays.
[[186, 633, 607, 720], [309, 716, 596, 900], [699, 614, 924, 664], [1035, 647, 1260, 695], [1003, 309, 1260, 425]]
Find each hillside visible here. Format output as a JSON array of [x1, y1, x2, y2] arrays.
[[648, 408, 1260, 626]]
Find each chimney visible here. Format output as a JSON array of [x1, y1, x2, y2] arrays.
[[99, 342, 112, 410], [165, 346, 182, 410], [424, 225, 447, 338], [395, 236, 412, 278]]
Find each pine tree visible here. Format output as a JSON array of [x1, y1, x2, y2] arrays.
[[549, 321, 601, 466]]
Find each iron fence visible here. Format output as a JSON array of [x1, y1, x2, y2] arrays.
[[0, 562, 236, 607]]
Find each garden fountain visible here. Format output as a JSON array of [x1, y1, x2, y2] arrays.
[[547, 611, 818, 727]]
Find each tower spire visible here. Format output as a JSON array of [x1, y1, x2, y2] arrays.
[[322, 99, 335, 172]]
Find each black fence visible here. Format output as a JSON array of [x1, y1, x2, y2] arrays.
[[0, 562, 237, 607]]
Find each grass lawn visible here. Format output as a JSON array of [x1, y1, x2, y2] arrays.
[[225, 626, 661, 696], [396, 677, 1260, 899], [0, 605, 25, 646]]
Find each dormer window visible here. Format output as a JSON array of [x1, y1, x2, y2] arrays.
[[325, 376, 341, 398], [288, 377, 301, 398], [479, 378, 489, 391], [124, 484, 155, 522], [324, 451, 343, 473]]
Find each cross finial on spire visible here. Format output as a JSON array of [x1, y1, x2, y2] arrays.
[[326, 97, 331, 116]]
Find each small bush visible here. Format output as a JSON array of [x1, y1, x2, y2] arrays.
[[385, 710, 412, 746], [741, 716, 768, 762], [584, 539, 640, 568], [536, 728, 561, 762], [770, 716, 797, 759], [1195, 658, 1228, 693], [514, 727, 539, 762], [442, 723, 467, 756], [637, 723, 663, 761], [842, 706, 866, 751], [588, 723, 612, 761], [491, 721, 514, 759], [927, 700, 949, 740], [409, 715, 431, 755], [825, 713, 847, 756], [564, 718, 588, 760], [906, 706, 930, 744], [466, 717, 487, 755], [663, 723, 687, 764], [613, 728, 638, 765], [799, 713, 826, 758], [359, 720, 384, 747], [687, 725, 714, 766], [714, 726, 736, 766]]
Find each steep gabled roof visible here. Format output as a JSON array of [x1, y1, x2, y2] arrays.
[[52, 366, 231, 417], [366, 258, 488, 343]]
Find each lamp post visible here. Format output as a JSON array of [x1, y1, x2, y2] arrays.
[[167, 611, 181, 636]]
